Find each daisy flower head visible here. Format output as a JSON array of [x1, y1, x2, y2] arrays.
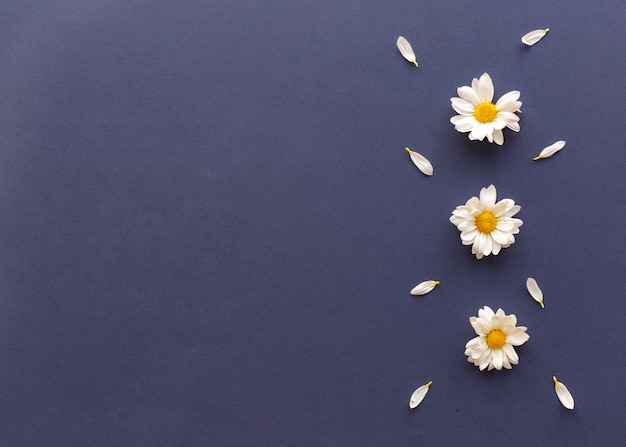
[[450, 184, 522, 260], [450, 73, 522, 145], [465, 306, 529, 371]]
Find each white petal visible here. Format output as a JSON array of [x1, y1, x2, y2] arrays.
[[492, 348, 504, 370], [457, 86, 481, 106], [492, 128, 504, 145], [490, 118, 507, 131], [479, 184, 497, 208], [534, 140, 566, 160], [472, 345, 490, 363], [494, 111, 520, 126], [470, 123, 489, 141], [526, 277, 545, 308], [471, 77, 479, 92], [481, 233, 493, 256], [485, 126, 494, 143], [492, 199, 518, 217], [465, 336, 480, 352], [405, 147, 433, 176], [450, 97, 476, 115], [553, 376, 575, 409], [501, 314, 517, 329], [502, 344, 519, 364], [460, 229, 478, 244], [477, 73, 494, 103], [397, 36, 418, 67], [458, 220, 476, 232], [410, 280, 440, 296], [502, 354, 512, 369], [409, 381, 432, 409], [450, 115, 476, 133], [495, 91, 521, 109], [491, 239, 502, 255], [490, 229, 511, 245], [522, 28, 550, 46], [506, 328, 530, 346], [478, 306, 495, 320], [469, 316, 491, 335]]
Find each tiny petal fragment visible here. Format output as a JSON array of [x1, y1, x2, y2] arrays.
[[522, 28, 549, 46], [406, 147, 433, 176], [553, 376, 575, 409], [409, 381, 432, 409], [397, 36, 418, 67], [534, 140, 566, 160], [410, 280, 440, 296], [526, 277, 544, 308]]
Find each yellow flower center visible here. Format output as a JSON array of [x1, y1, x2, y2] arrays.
[[486, 329, 506, 349], [473, 102, 498, 123], [475, 211, 497, 234]]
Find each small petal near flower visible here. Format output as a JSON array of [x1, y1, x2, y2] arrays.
[[396, 36, 418, 67], [526, 277, 544, 308], [405, 147, 433, 176], [410, 280, 440, 296], [553, 376, 575, 409], [409, 381, 432, 409], [534, 140, 566, 160], [522, 28, 549, 46]]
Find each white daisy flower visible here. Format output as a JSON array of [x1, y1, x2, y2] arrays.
[[450, 73, 522, 145], [464, 306, 529, 371], [450, 185, 523, 259]]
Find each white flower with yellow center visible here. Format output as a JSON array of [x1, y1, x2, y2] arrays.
[[450, 184, 522, 259], [465, 306, 529, 371], [450, 73, 522, 145]]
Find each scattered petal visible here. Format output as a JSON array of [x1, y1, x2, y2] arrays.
[[534, 140, 566, 160], [410, 280, 440, 296], [526, 277, 544, 308], [522, 28, 550, 46], [396, 36, 418, 67], [553, 376, 575, 409], [405, 147, 433, 176], [409, 381, 432, 409]]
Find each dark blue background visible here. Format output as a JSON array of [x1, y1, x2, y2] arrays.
[[1, 0, 624, 445]]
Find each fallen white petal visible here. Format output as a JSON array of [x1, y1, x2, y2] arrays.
[[405, 147, 433, 176], [534, 140, 566, 160], [410, 280, 440, 296], [409, 381, 432, 409], [396, 36, 418, 67], [526, 277, 544, 308], [553, 376, 575, 409], [522, 28, 549, 46]]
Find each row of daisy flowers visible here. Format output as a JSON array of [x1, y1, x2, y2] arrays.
[[397, 36, 574, 411]]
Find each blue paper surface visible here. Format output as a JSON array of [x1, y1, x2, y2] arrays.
[[0, 0, 624, 445]]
